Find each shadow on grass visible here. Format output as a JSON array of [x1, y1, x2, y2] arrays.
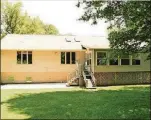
[[5, 86, 150, 119]]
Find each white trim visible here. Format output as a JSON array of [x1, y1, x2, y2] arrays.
[[61, 52, 76, 65], [17, 51, 33, 65], [27, 52, 28, 64]]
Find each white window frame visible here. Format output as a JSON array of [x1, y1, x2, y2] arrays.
[[17, 51, 32, 64], [61, 52, 76, 64]]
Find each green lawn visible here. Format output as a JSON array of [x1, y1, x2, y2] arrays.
[[1, 85, 150, 119]]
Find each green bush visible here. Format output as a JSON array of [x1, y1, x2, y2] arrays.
[[26, 76, 32, 82], [8, 76, 14, 82]]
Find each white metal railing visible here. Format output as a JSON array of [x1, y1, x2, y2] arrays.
[[67, 60, 81, 83], [67, 70, 77, 83], [83, 61, 96, 87]]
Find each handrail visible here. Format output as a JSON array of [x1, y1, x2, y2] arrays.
[[67, 70, 76, 83], [90, 71, 96, 86], [67, 60, 80, 83], [84, 61, 96, 87]]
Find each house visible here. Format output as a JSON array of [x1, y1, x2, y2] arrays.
[[1, 34, 150, 87]]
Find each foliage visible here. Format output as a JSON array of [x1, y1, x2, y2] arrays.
[[77, 1, 151, 59], [8, 76, 14, 81], [44, 24, 59, 35], [1, 1, 59, 38], [26, 76, 32, 82], [1, 1, 22, 34]]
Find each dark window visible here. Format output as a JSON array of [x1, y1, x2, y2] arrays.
[[61, 52, 65, 64], [109, 59, 118, 65], [22, 51, 27, 64], [89, 59, 91, 65], [17, 51, 32, 64], [97, 59, 107, 65], [17, 51, 21, 64], [132, 59, 140, 65], [61, 52, 76, 64], [121, 59, 130, 65], [28, 51, 32, 64], [66, 52, 70, 64], [97, 52, 107, 65], [87, 60, 90, 65], [71, 52, 76, 64]]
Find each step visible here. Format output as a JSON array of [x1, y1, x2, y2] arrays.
[[70, 83, 78, 86], [84, 71, 90, 75], [85, 76, 92, 79], [86, 87, 96, 89]]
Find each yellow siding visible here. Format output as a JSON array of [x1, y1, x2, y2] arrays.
[[1, 50, 85, 83]]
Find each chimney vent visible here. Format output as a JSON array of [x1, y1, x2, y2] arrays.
[[65, 38, 71, 42], [74, 38, 80, 42]]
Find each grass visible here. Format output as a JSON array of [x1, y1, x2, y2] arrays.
[[1, 85, 150, 119]]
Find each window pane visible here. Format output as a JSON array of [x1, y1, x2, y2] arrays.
[[132, 59, 140, 65], [22, 51, 27, 54], [66, 52, 70, 64], [110, 59, 118, 65], [121, 59, 130, 65], [97, 59, 107, 65], [71, 52, 76, 64], [28, 51, 32, 64], [87, 60, 89, 65], [61, 52, 65, 64], [28, 51, 32, 54], [97, 52, 106, 58], [23, 53, 27, 64], [17, 51, 21, 64]]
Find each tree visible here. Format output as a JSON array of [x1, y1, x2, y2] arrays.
[[77, 1, 151, 59], [1, 1, 59, 37], [1, 1, 22, 34], [44, 24, 59, 35]]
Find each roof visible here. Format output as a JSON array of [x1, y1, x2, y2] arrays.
[[1, 34, 110, 50]]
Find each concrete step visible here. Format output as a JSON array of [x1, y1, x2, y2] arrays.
[[86, 87, 96, 89]]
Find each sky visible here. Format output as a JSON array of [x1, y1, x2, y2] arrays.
[[10, 0, 108, 36]]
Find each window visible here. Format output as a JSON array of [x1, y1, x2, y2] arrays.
[[28, 51, 32, 64], [97, 52, 107, 65], [17, 51, 21, 64], [121, 59, 130, 65], [17, 51, 32, 64], [86, 53, 91, 66], [66, 52, 70, 64], [71, 52, 76, 64], [89, 53, 91, 65], [120, 55, 130, 65], [61, 52, 65, 64], [22, 51, 27, 64], [61, 52, 76, 64], [132, 59, 140, 65], [109, 59, 118, 65]]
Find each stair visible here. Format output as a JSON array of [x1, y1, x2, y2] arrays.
[[83, 70, 96, 89], [66, 76, 79, 86]]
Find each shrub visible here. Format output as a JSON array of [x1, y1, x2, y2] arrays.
[[8, 76, 14, 82], [26, 76, 32, 82]]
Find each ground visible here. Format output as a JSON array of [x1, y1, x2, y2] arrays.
[[1, 84, 150, 119]]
